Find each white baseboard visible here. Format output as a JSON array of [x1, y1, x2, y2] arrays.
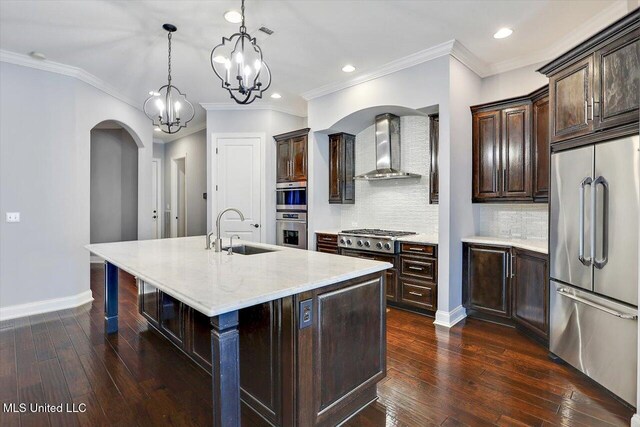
[[0, 290, 94, 321], [90, 255, 104, 263], [433, 305, 467, 328], [631, 414, 640, 427]]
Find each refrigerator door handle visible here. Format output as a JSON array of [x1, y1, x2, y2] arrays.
[[556, 287, 637, 320], [578, 177, 593, 266], [592, 176, 609, 269]]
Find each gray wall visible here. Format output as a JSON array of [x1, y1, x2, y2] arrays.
[[163, 129, 207, 236], [90, 128, 138, 243], [0, 62, 153, 312]]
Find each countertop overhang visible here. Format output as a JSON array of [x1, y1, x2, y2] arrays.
[[86, 236, 392, 317]]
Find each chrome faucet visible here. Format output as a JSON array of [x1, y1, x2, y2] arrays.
[[227, 235, 241, 255], [211, 208, 245, 252]]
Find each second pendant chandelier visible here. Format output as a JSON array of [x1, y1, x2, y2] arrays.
[[210, 0, 271, 104]]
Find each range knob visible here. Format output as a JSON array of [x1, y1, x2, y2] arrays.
[[339, 238, 346, 245], [364, 241, 371, 247], [357, 240, 364, 247], [376, 242, 383, 249], [384, 243, 392, 250], [346, 239, 352, 245]]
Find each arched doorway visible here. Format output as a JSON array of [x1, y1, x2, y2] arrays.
[[90, 120, 139, 244]]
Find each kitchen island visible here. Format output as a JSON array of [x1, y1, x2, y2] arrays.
[[86, 236, 391, 427]]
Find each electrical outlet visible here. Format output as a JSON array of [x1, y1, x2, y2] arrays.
[[6, 212, 20, 223]]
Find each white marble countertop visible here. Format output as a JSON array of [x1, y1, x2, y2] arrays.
[[396, 234, 439, 245], [86, 237, 391, 317], [461, 236, 548, 254], [314, 229, 342, 235], [314, 230, 438, 245]]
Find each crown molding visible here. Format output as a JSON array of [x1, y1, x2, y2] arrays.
[[450, 40, 491, 77], [0, 49, 141, 110], [199, 101, 307, 118], [160, 120, 207, 143], [301, 39, 458, 101]]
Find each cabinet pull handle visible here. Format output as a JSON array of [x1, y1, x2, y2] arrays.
[[503, 169, 507, 191], [408, 291, 423, 297], [584, 100, 588, 123], [511, 254, 515, 278], [408, 247, 424, 252], [408, 266, 424, 271], [494, 169, 498, 191]]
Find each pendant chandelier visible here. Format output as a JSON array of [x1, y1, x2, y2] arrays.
[[144, 24, 195, 134], [210, 0, 271, 104]]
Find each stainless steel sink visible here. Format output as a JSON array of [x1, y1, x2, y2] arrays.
[[222, 245, 276, 255]]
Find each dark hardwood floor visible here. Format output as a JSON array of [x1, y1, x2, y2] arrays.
[[0, 265, 634, 426]]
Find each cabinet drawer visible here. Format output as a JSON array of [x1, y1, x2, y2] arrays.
[[400, 256, 436, 281], [316, 233, 338, 244], [316, 243, 338, 254], [400, 243, 436, 256], [400, 280, 436, 311]]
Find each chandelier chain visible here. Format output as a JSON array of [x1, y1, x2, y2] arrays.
[[167, 32, 172, 85], [240, 0, 246, 33]]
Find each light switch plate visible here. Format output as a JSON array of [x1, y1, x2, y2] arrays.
[[6, 212, 20, 223]]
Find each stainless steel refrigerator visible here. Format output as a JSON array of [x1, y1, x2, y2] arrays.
[[550, 135, 639, 406]]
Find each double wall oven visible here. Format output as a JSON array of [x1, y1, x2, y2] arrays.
[[276, 181, 307, 249]]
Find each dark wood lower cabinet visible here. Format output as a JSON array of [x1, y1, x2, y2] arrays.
[[463, 244, 511, 318], [463, 243, 549, 342], [137, 271, 385, 426], [315, 233, 339, 254], [512, 248, 549, 339]]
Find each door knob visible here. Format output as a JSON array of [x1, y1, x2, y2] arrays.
[[251, 224, 260, 228]]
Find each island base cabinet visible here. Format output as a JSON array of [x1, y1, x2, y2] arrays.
[[138, 272, 386, 427]]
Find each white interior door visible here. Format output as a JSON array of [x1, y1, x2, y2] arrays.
[[216, 136, 262, 242], [151, 159, 161, 239], [171, 156, 187, 238]]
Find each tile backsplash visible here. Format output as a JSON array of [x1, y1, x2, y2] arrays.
[[475, 204, 548, 240], [340, 115, 439, 234]]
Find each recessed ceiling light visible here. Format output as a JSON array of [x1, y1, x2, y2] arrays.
[[271, 93, 282, 99], [224, 10, 243, 24], [29, 51, 46, 60], [493, 28, 513, 39], [212, 55, 228, 64], [342, 64, 356, 73]]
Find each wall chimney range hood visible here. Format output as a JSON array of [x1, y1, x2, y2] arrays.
[[354, 113, 421, 180]]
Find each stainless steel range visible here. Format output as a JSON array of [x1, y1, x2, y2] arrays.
[[338, 229, 416, 254]]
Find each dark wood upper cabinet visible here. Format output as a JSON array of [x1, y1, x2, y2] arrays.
[[328, 132, 355, 204], [274, 128, 310, 183], [472, 110, 501, 201], [463, 244, 511, 318], [429, 114, 439, 204], [512, 248, 549, 340], [471, 86, 548, 203], [276, 139, 291, 183], [501, 104, 532, 199], [290, 136, 307, 181], [548, 56, 594, 143], [594, 28, 640, 131], [538, 9, 639, 145], [532, 92, 550, 201]]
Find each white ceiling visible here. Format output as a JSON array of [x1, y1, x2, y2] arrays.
[[0, 0, 632, 141]]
